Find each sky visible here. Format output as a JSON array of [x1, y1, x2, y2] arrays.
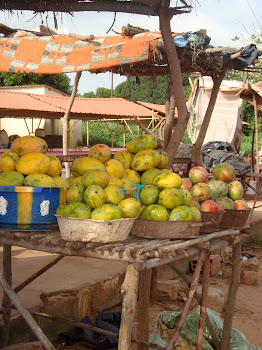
[[0, 0, 262, 95]]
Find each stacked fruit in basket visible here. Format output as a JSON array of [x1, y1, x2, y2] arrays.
[[58, 134, 172, 221], [0, 135, 67, 188], [187, 163, 250, 213]]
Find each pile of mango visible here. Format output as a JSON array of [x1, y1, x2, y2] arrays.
[[57, 134, 172, 221], [0, 136, 66, 188]]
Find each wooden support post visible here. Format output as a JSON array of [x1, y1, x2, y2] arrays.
[[196, 252, 210, 350], [166, 250, 208, 350], [252, 93, 260, 174], [62, 71, 82, 178], [150, 267, 158, 303], [0, 272, 56, 350], [137, 269, 152, 350], [118, 264, 139, 350], [220, 242, 241, 350], [167, 262, 220, 350], [1, 244, 12, 348]]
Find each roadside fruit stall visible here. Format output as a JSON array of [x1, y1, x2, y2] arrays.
[[0, 133, 252, 350]]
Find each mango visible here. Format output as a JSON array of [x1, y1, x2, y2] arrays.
[[114, 150, 133, 169], [46, 156, 62, 177], [11, 135, 48, 156], [131, 149, 160, 172], [24, 174, 56, 187], [0, 171, 24, 186], [0, 152, 20, 172], [127, 135, 157, 153], [16, 153, 51, 175]]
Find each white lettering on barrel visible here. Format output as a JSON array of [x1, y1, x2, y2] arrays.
[[0, 196, 8, 215], [40, 200, 50, 216]]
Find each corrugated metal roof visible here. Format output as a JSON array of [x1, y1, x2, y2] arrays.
[[136, 101, 166, 115], [0, 91, 158, 120]]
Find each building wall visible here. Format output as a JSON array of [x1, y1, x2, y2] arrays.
[[0, 86, 82, 147]]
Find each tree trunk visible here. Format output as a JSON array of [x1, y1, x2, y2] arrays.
[[191, 72, 225, 166], [159, 5, 190, 166], [163, 81, 176, 150]]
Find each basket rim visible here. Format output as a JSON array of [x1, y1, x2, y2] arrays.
[[55, 214, 137, 223]]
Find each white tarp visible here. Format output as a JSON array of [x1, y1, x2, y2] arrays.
[[187, 77, 244, 148]]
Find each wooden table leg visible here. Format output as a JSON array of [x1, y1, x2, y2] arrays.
[[1, 244, 12, 348], [196, 252, 210, 350], [150, 267, 158, 303], [137, 269, 152, 350], [118, 264, 139, 350], [220, 242, 241, 350]]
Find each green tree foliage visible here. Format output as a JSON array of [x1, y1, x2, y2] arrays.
[[83, 91, 96, 98], [0, 72, 72, 95]]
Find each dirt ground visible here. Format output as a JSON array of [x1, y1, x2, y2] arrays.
[[57, 244, 262, 350]]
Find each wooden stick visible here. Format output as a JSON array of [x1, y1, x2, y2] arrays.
[[34, 312, 165, 350], [118, 264, 139, 350], [14, 255, 63, 293], [220, 242, 242, 350], [167, 262, 221, 350], [252, 93, 260, 174], [1, 244, 12, 348], [150, 267, 158, 303], [157, 229, 240, 254], [0, 273, 56, 350], [166, 250, 208, 350], [196, 252, 210, 350], [137, 269, 152, 350], [62, 71, 81, 177]]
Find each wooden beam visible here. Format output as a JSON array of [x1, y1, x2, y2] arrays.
[[1, 1, 191, 16], [0, 272, 56, 350], [252, 93, 260, 173], [220, 242, 242, 350], [166, 249, 208, 350], [61, 71, 81, 177]]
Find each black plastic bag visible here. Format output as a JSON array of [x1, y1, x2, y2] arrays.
[[58, 312, 121, 349], [202, 141, 251, 177]]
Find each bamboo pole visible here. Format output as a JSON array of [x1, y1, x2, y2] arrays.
[[118, 264, 139, 350], [0, 273, 56, 350], [1, 244, 12, 348], [166, 249, 208, 350], [137, 269, 152, 350], [62, 71, 82, 178], [252, 93, 260, 174], [220, 242, 242, 350], [196, 252, 210, 350]]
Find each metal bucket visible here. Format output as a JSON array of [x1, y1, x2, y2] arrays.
[[219, 209, 251, 229], [131, 219, 202, 239], [200, 212, 224, 234], [56, 215, 136, 242]]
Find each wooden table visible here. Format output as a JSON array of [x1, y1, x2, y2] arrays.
[[0, 228, 247, 350]]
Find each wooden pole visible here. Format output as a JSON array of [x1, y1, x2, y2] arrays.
[[166, 249, 208, 350], [118, 264, 139, 350], [1, 244, 12, 348], [150, 267, 158, 303], [62, 71, 82, 178], [159, 4, 190, 167], [167, 262, 221, 350], [163, 81, 176, 150], [196, 252, 210, 350], [137, 269, 152, 350], [191, 72, 225, 166], [14, 255, 63, 293], [220, 242, 242, 350], [0, 272, 56, 350], [252, 93, 260, 174]]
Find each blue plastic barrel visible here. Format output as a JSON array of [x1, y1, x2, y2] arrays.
[[0, 186, 66, 231]]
